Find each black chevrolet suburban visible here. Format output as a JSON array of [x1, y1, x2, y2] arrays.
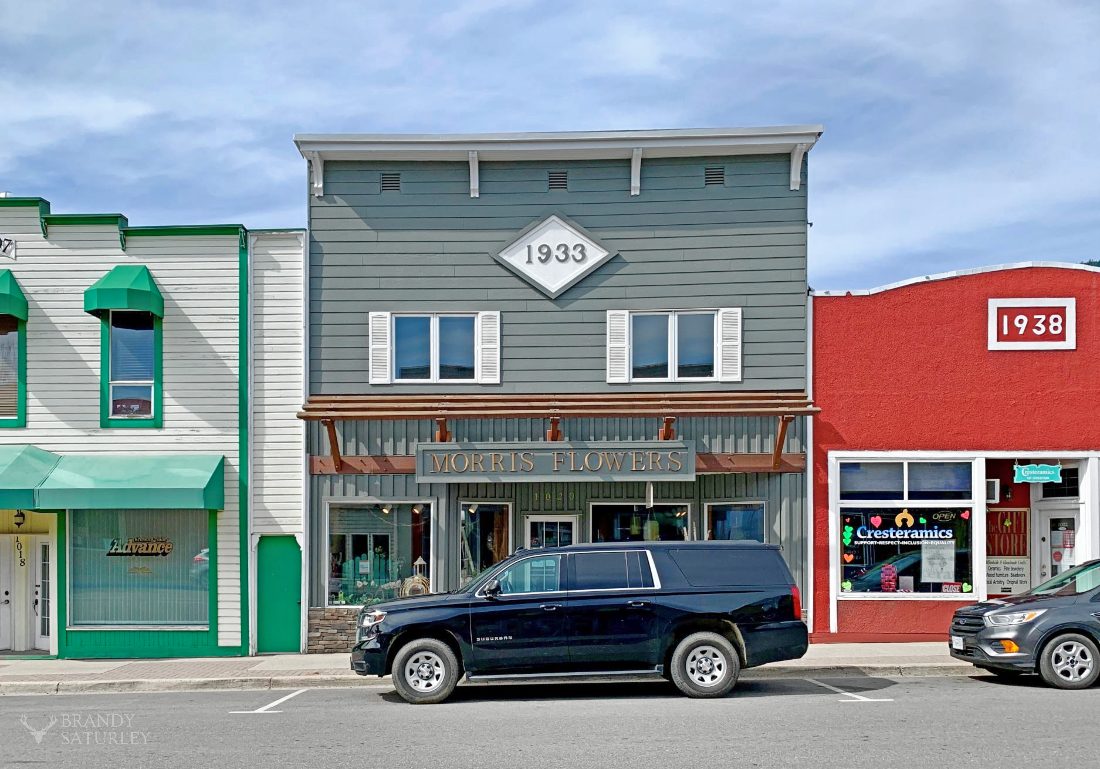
[[351, 541, 807, 703]]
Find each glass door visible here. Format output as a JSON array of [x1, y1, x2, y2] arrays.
[[524, 515, 578, 549], [32, 538, 50, 650], [1033, 509, 1078, 585]]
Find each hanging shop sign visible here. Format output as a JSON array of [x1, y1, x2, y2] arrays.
[[416, 441, 695, 483], [986, 556, 1031, 595], [494, 214, 617, 298], [1013, 463, 1062, 484], [106, 537, 174, 557]]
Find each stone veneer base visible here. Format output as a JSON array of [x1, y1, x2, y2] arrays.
[[307, 607, 359, 653]]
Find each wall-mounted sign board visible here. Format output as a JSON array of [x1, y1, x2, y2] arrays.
[[1014, 463, 1062, 484], [988, 298, 1076, 350], [416, 441, 695, 484], [986, 556, 1031, 594]]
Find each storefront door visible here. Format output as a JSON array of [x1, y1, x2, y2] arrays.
[[0, 536, 12, 650], [31, 537, 50, 651], [1033, 507, 1079, 585], [524, 515, 578, 549]]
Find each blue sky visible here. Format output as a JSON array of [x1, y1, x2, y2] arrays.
[[3, 1, 1098, 289]]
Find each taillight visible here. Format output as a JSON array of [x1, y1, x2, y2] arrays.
[[791, 585, 802, 621]]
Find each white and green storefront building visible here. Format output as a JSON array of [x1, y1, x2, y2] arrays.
[[0, 197, 305, 658]]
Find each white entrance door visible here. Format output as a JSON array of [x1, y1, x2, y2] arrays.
[[31, 537, 50, 651], [0, 536, 12, 651], [1033, 505, 1080, 586], [524, 515, 578, 549]]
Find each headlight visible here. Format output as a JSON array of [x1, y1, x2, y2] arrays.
[[360, 610, 387, 629], [984, 609, 1046, 627]]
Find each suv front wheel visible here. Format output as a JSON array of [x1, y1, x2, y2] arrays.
[[391, 638, 461, 704], [1038, 633, 1099, 690], [670, 631, 741, 698]]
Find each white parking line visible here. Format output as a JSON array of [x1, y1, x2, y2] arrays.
[[803, 678, 894, 703], [230, 688, 308, 714]]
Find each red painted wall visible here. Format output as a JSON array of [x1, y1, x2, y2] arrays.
[[812, 266, 1100, 639]]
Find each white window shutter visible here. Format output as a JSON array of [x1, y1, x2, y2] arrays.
[[368, 311, 392, 384], [476, 311, 501, 384], [606, 310, 630, 383], [717, 308, 743, 383]]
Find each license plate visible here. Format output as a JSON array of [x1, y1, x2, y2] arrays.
[[951, 635, 965, 650]]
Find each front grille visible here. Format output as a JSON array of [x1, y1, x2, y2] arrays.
[[951, 613, 984, 635]]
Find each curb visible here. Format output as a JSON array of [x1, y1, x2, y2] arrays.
[[0, 663, 981, 695]]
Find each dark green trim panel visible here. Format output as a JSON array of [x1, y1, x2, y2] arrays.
[[0, 270, 30, 320], [124, 225, 244, 238], [238, 233, 250, 653], [0, 319, 27, 428], [98, 314, 164, 428]]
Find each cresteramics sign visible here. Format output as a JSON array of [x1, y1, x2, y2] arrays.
[[415, 441, 696, 483]]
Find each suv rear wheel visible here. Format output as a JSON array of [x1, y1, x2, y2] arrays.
[[391, 638, 460, 704], [1038, 633, 1099, 690], [669, 631, 741, 698]]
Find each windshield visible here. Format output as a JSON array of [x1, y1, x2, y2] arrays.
[[458, 551, 524, 594], [1028, 560, 1100, 596]]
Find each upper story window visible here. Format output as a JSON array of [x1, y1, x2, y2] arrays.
[[606, 309, 742, 383], [0, 315, 25, 427], [105, 310, 161, 425], [369, 311, 500, 385]]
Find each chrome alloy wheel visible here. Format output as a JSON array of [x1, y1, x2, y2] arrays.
[[404, 651, 446, 693], [1051, 640, 1095, 683], [685, 645, 728, 688]]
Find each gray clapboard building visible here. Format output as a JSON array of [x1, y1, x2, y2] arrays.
[[294, 127, 822, 650]]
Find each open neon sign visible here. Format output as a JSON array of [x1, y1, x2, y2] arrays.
[[988, 298, 1076, 350]]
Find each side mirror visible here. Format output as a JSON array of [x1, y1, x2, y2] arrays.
[[484, 578, 501, 599]]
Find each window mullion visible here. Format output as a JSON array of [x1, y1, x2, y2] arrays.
[[431, 314, 440, 383], [669, 312, 678, 382]]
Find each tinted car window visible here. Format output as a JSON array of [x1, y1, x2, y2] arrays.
[[497, 555, 562, 594], [573, 551, 655, 590], [670, 548, 787, 587]]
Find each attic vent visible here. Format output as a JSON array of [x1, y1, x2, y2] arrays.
[[704, 166, 725, 186], [548, 170, 568, 191], [380, 172, 401, 192]]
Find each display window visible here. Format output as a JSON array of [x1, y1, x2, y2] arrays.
[[459, 503, 511, 587], [68, 508, 208, 626], [591, 503, 689, 542], [328, 503, 432, 606], [837, 460, 976, 596], [705, 502, 765, 542]]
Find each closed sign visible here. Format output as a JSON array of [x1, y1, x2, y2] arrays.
[[988, 298, 1076, 350]]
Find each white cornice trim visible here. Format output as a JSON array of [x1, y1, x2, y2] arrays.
[[813, 261, 1100, 297], [294, 125, 824, 162]]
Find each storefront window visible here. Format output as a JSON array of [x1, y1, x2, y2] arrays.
[[839, 462, 903, 500], [68, 508, 208, 626], [840, 507, 973, 594], [591, 504, 689, 543], [705, 503, 765, 542], [329, 503, 432, 606], [908, 462, 972, 500], [460, 503, 510, 587]]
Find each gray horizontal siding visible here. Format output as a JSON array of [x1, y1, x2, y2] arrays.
[[309, 155, 808, 394]]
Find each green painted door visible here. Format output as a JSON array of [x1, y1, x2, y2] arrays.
[[257, 536, 302, 653]]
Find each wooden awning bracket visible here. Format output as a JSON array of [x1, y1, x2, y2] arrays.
[[659, 416, 677, 440], [772, 415, 795, 470], [322, 419, 343, 472], [434, 417, 451, 442], [546, 416, 563, 441]]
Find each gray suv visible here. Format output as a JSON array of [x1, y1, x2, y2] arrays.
[[949, 559, 1100, 689]]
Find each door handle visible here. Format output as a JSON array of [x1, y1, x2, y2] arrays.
[[0, 599, 8, 605], [627, 600, 649, 608], [32, 599, 38, 616], [540, 603, 562, 611]]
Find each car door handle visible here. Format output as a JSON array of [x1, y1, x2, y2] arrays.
[[540, 603, 562, 611], [627, 600, 649, 608]]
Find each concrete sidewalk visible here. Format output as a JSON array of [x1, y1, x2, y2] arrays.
[[0, 642, 975, 695]]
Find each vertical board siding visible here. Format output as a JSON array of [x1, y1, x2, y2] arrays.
[[0, 213, 243, 650], [309, 156, 807, 394], [251, 233, 306, 536]]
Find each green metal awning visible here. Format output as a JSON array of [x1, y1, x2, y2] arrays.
[[0, 270, 29, 321], [0, 445, 61, 508], [83, 264, 164, 317], [35, 454, 224, 510]]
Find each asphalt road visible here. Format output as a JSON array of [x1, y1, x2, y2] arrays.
[[0, 674, 1096, 769]]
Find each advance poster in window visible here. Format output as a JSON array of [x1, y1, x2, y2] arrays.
[[921, 539, 956, 584]]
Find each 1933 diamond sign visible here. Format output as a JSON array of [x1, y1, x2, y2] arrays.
[[494, 214, 616, 298]]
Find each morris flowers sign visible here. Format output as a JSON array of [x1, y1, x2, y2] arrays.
[[495, 214, 616, 298]]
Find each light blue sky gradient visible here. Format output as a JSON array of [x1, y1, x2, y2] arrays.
[[3, 1, 1097, 288]]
